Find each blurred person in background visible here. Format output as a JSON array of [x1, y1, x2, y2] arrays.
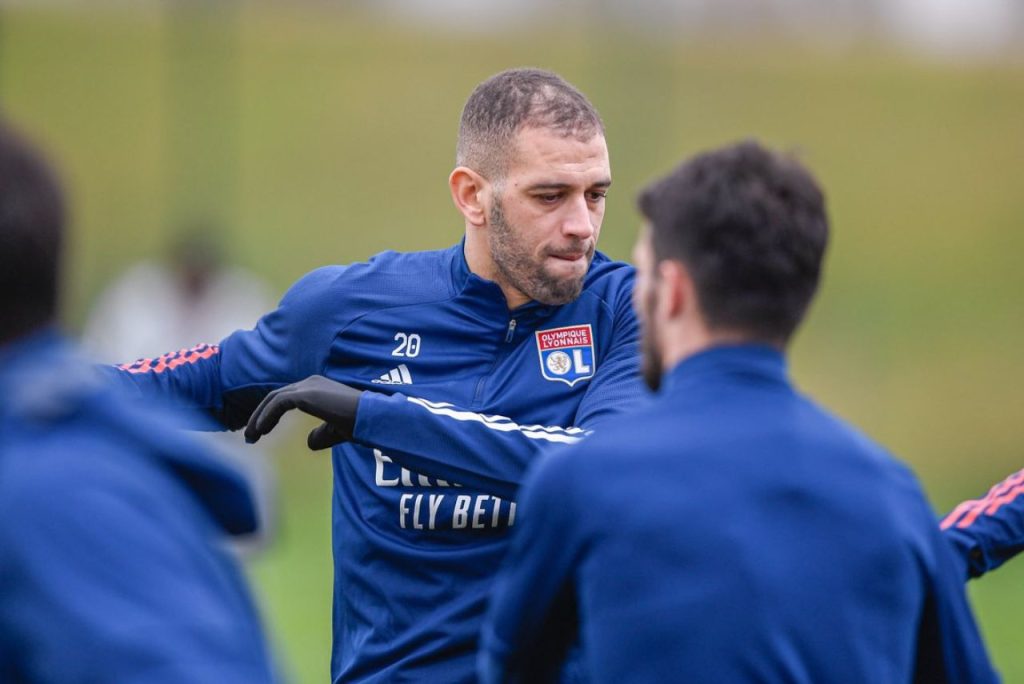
[[83, 223, 279, 549], [480, 141, 998, 684], [0, 118, 278, 683], [83, 225, 272, 364]]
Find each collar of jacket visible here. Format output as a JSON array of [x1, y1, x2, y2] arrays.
[[447, 238, 559, 326], [661, 343, 790, 395]]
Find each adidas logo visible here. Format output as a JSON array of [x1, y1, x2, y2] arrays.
[[372, 363, 414, 385]]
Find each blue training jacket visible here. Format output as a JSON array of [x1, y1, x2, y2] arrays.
[[481, 345, 999, 684], [0, 331, 276, 683], [108, 242, 644, 683]]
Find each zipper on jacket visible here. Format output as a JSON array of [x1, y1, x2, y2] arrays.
[[474, 318, 519, 406]]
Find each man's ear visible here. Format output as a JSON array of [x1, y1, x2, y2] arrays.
[[449, 167, 488, 227], [656, 259, 695, 321]]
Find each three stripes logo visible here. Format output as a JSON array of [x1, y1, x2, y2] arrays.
[[118, 344, 219, 375], [941, 467, 1024, 531], [372, 363, 414, 385]]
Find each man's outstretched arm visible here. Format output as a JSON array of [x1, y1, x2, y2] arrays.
[[103, 266, 342, 429], [940, 467, 1024, 580], [245, 298, 645, 501]]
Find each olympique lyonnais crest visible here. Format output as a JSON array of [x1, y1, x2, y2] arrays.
[[535, 324, 596, 386]]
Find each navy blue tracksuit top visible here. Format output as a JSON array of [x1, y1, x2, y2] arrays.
[[482, 345, 998, 683], [0, 332, 276, 683], [107, 243, 645, 682]]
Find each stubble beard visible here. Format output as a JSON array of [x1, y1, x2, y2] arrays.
[[488, 197, 591, 306], [640, 286, 663, 391]]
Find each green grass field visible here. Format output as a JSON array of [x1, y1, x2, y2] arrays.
[[2, 5, 1022, 681]]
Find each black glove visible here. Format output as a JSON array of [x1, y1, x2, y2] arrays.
[[244, 375, 364, 451]]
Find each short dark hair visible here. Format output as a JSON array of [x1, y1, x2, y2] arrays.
[[456, 68, 604, 179], [638, 140, 828, 344], [0, 119, 65, 344]]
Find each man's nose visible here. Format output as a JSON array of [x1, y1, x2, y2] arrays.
[[562, 196, 595, 240]]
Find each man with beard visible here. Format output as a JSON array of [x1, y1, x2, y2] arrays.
[[110, 68, 643, 682], [476, 141, 997, 683]]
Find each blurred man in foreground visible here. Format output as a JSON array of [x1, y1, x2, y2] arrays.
[[480, 141, 998, 683], [0, 119, 277, 683]]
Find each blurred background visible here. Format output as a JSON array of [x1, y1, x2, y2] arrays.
[[1, 0, 1021, 680]]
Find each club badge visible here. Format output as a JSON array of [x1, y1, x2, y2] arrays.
[[536, 324, 596, 386]]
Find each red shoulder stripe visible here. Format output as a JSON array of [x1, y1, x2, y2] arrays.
[[940, 468, 1024, 530], [118, 343, 219, 375]]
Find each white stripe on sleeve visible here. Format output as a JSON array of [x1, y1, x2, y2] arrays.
[[405, 396, 588, 445]]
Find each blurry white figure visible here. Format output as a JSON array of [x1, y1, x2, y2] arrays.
[[83, 225, 280, 552], [884, 0, 1020, 58]]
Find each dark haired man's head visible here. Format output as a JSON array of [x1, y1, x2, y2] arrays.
[[633, 140, 828, 389], [0, 120, 65, 345], [456, 67, 605, 181]]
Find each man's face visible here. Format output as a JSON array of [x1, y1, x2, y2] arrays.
[[632, 227, 663, 391], [487, 126, 611, 306]]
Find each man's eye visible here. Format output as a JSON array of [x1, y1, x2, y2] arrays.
[[587, 191, 607, 203], [537, 194, 561, 203]]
